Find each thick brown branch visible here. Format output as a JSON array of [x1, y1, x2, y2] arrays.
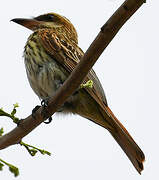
[[0, 0, 146, 150]]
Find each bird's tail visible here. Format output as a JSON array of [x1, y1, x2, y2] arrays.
[[98, 106, 145, 174]]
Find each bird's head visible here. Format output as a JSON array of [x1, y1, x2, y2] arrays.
[[11, 13, 78, 43]]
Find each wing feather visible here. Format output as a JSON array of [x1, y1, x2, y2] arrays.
[[38, 29, 108, 111]]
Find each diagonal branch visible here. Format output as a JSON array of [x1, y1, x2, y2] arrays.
[[0, 0, 146, 150]]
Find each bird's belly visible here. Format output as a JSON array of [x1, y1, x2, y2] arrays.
[[24, 59, 68, 100]]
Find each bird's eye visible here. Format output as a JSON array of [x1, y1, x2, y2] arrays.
[[34, 14, 55, 22], [46, 14, 54, 21]]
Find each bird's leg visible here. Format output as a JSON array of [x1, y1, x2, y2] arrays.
[[41, 99, 53, 124]]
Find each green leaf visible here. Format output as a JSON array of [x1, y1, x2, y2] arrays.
[[0, 162, 4, 170], [9, 165, 19, 177], [0, 104, 20, 124], [13, 103, 19, 108], [80, 80, 93, 88], [20, 141, 51, 157], [40, 150, 51, 156], [0, 158, 19, 177], [29, 149, 38, 156], [0, 128, 4, 136]]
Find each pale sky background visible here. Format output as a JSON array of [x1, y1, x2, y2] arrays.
[[0, 0, 158, 179]]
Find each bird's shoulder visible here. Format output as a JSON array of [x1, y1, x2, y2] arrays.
[[36, 28, 83, 65]]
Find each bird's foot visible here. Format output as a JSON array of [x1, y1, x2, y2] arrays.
[[32, 105, 41, 119], [41, 99, 53, 124], [41, 99, 48, 107], [43, 116, 53, 124]]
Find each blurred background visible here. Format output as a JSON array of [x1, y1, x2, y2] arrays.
[[0, 0, 158, 179]]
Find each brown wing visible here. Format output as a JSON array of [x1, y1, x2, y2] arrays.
[[38, 29, 145, 174], [38, 29, 108, 111]]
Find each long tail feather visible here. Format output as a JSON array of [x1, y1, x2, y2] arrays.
[[100, 106, 145, 174]]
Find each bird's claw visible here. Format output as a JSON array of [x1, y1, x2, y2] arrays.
[[32, 105, 41, 119], [43, 116, 53, 124], [41, 99, 53, 124], [41, 99, 48, 107], [31, 101, 52, 124]]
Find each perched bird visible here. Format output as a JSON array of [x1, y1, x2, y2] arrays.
[[11, 12, 145, 173]]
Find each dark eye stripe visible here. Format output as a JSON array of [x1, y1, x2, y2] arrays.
[[34, 14, 55, 22]]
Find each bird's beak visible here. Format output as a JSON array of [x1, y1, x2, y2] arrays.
[[11, 18, 42, 31]]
